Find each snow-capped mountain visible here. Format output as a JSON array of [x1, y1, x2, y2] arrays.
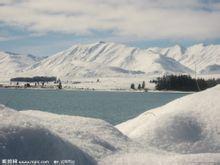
[[1, 42, 220, 81], [152, 43, 220, 74], [25, 42, 191, 79], [0, 51, 43, 79]]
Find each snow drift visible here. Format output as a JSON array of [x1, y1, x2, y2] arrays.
[[0, 104, 133, 162], [20, 110, 134, 160], [117, 85, 220, 154], [101, 85, 220, 165], [0, 105, 96, 164]]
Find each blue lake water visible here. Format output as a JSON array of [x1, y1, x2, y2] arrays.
[[0, 88, 189, 125]]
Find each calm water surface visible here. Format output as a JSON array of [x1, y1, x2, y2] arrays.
[[0, 88, 189, 125]]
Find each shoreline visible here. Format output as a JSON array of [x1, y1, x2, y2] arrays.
[[0, 86, 195, 94]]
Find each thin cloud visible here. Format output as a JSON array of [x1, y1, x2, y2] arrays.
[[0, 0, 220, 40]]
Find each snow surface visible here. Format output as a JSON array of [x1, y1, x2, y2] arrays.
[[61, 77, 155, 91], [20, 110, 136, 160], [0, 51, 42, 81], [0, 105, 96, 164], [100, 153, 220, 165], [102, 85, 220, 164], [117, 85, 220, 154], [0, 81, 220, 164]]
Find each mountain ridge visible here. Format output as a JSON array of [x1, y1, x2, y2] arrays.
[[0, 42, 220, 80], [24, 42, 192, 78]]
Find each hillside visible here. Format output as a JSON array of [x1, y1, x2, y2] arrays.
[[25, 42, 192, 79], [153, 44, 220, 74], [0, 42, 220, 83], [0, 51, 43, 80]]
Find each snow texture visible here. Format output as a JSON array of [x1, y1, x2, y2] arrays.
[[102, 85, 220, 164], [20, 110, 135, 160], [117, 85, 220, 154], [0, 106, 96, 164]]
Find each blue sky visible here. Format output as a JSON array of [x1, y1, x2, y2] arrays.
[[0, 0, 220, 56]]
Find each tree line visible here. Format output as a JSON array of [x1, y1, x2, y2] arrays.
[[130, 81, 146, 90], [10, 76, 57, 83], [151, 75, 220, 91]]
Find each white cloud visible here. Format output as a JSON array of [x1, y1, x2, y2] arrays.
[[0, 0, 220, 40]]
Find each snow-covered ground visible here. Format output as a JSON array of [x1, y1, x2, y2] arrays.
[[61, 77, 155, 91], [0, 85, 220, 164]]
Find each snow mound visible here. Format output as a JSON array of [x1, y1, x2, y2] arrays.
[[117, 85, 220, 154], [100, 152, 220, 165], [20, 110, 134, 160], [0, 106, 96, 164]]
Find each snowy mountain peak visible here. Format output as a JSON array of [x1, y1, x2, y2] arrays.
[[0, 42, 220, 81], [24, 42, 192, 79]]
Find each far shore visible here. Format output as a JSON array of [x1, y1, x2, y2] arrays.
[[0, 85, 195, 94]]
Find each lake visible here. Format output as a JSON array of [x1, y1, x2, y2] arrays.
[[0, 88, 189, 125]]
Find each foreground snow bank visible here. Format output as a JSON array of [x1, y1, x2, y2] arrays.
[[100, 86, 220, 164], [117, 85, 220, 154], [100, 152, 220, 165], [20, 110, 134, 160], [0, 105, 96, 164], [0, 104, 134, 163]]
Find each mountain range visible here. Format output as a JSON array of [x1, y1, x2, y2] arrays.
[[0, 42, 220, 80]]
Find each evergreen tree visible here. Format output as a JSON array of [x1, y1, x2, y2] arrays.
[[58, 82, 62, 89], [152, 74, 219, 91], [138, 84, 142, 90], [130, 83, 135, 90], [142, 81, 145, 89]]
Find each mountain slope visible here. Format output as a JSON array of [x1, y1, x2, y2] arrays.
[[154, 44, 220, 74], [0, 51, 42, 79], [1, 42, 220, 81], [26, 42, 192, 79], [200, 64, 220, 74]]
